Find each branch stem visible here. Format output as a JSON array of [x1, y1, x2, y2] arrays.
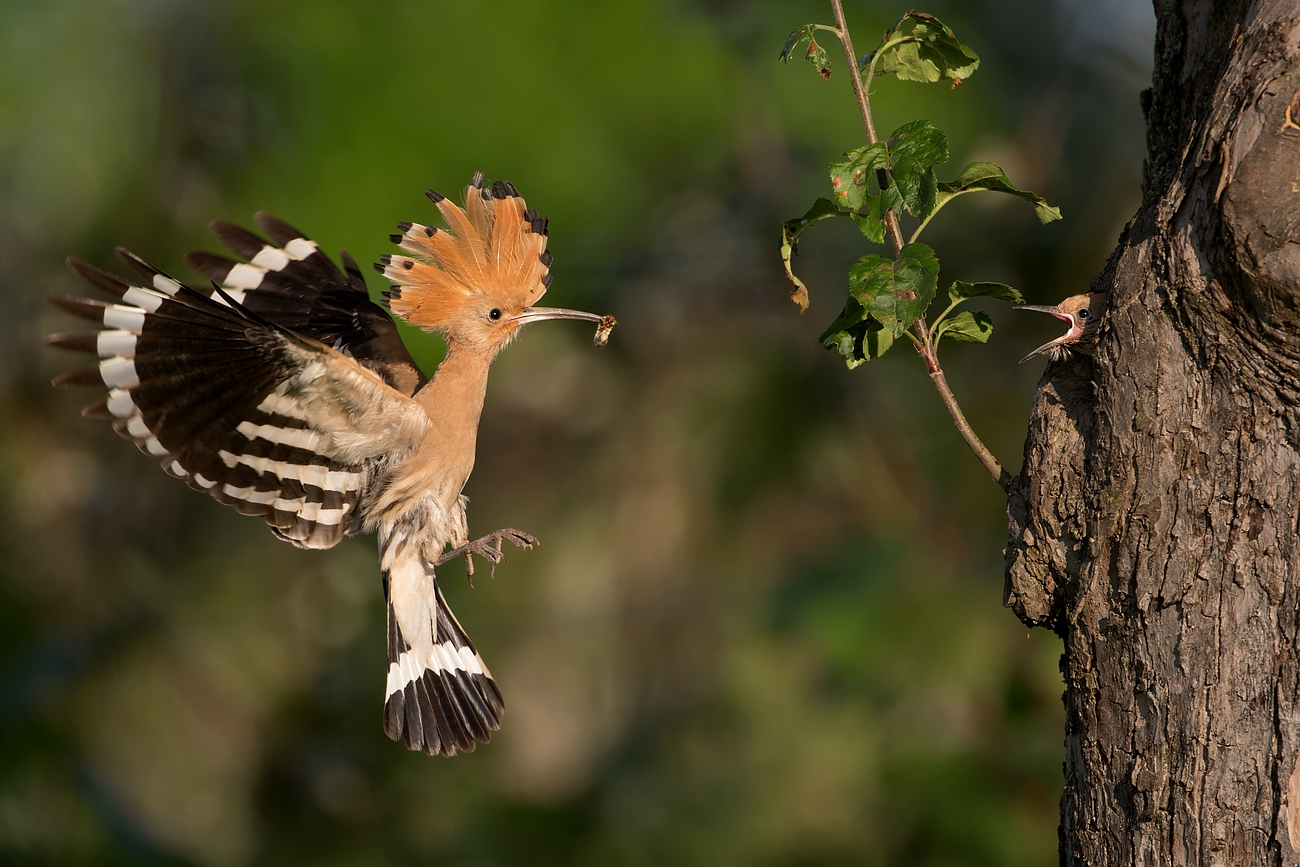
[[828, 0, 875, 143], [928, 367, 1012, 489], [827, 0, 1008, 491], [827, 0, 907, 252]]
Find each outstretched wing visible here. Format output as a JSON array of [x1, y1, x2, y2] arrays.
[[48, 252, 429, 549], [184, 213, 426, 396]]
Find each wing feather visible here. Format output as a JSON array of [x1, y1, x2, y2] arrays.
[[185, 217, 426, 396], [49, 255, 428, 549]]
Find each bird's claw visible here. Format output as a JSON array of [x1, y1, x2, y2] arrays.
[[434, 528, 539, 582]]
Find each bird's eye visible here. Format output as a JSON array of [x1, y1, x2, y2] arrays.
[[489, 308, 502, 321], [1078, 309, 1089, 319]]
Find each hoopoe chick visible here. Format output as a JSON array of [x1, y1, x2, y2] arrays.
[[46, 172, 615, 757], [1016, 292, 1105, 363]]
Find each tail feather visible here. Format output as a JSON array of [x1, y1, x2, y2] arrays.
[[425, 665, 473, 751], [382, 552, 501, 756]]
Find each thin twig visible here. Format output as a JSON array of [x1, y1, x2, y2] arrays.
[[829, 1, 877, 144], [827, 0, 1008, 491], [828, 0, 906, 253], [929, 368, 1012, 489], [916, 324, 1008, 490]]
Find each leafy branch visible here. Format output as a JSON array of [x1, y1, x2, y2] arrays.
[[779, 3, 1061, 491]]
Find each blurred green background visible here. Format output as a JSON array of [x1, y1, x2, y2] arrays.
[[1, 1, 1152, 864]]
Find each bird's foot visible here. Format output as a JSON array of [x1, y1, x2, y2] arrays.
[[434, 528, 539, 582]]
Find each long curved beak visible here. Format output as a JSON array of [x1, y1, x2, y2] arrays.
[[510, 306, 606, 326], [511, 306, 617, 346]]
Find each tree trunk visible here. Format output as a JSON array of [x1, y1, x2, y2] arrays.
[[1004, 1, 1300, 863]]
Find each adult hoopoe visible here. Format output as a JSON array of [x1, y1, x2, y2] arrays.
[[46, 173, 615, 757]]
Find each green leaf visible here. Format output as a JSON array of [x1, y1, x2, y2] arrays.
[[829, 143, 887, 211], [885, 120, 948, 217], [780, 25, 831, 80], [779, 26, 812, 62], [818, 297, 895, 367], [828, 122, 948, 236], [848, 242, 939, 336], [859, 12, 980, 87], [934, 310, 994, 346], [947, 280, 1024, 305], [786, 196, 846, 230], [780, 198, 850, 311], [934, 162, 1062, 224], [850, 202, 885, 244]]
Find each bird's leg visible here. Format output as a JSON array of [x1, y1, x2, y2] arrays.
[[433, 529, 539, 580]]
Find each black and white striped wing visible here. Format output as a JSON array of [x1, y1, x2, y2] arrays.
[[48, 253, 428, 549], [184, 213, 425, 396]]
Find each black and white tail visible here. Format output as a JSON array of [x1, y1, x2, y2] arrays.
[[381, 539, 503, 756]]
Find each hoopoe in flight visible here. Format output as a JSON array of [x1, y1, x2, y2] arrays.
[[1016, 292, 1105, 363], [46, 173, 615, 757]]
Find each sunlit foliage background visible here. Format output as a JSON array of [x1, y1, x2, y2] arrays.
[[1, 1, 1152, 864]]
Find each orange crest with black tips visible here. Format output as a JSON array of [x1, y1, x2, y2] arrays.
[[379, 173, 552, 334]]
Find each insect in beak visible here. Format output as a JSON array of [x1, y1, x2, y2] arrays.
[[509, 307, 617, 346]]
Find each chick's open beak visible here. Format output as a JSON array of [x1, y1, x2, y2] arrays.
[[1015, 305, 1077, 364]]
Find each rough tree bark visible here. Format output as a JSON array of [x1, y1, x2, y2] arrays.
[[1004, 2, 1300, 864]]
